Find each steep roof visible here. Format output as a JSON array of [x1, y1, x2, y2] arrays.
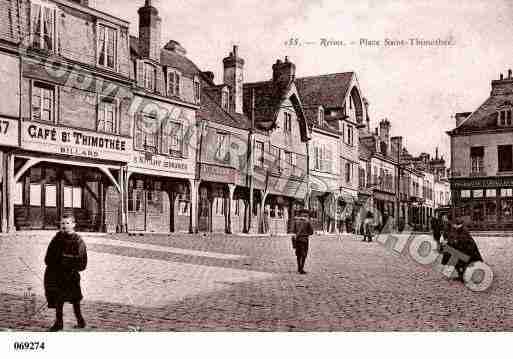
[[295, 72, 354, 108], [130, 36, 250, 130]]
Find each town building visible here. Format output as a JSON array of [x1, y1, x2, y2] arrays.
[[1, 0, 134, 232], [448, 70, 513, 231]]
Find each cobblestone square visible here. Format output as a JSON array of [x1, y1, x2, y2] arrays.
[[0, 232, 511, 331]]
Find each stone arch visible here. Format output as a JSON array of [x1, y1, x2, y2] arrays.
[[349, 86, 364, 125]]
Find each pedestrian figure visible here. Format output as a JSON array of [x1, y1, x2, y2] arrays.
[[44, 215, 88, 332], [431, 215, 442, 247], [291, 208, 314, 274], [363, 212, 374, 242], [441, 218, 483, 282]]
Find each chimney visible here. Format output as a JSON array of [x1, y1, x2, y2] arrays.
[[202, 71, 215, 84], [223, 45, 245, 114], [391, 136, 403, 159], [455, 112, 471, 127], [272, 56, 296, 88], [138, 0, 162, 61], [379, 119, 391, 155], [164, 40, 186, 56]]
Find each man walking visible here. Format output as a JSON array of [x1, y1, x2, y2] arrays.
[[291, 208, 314, 274]]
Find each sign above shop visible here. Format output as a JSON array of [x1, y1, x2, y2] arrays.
[[21, 121, 132, 162], [452, 177, 513, 189], [200, 163, 237, 184], [129, 153, 193, 178], [0, 117, 19, 147]]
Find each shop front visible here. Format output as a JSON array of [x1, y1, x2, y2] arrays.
[[13, 121, 131, 231], [0, 117, 21, 232]]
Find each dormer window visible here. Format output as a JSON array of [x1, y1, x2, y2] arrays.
[[97, 23, 117, 70], [167, 69, 181, 97], [498, 108, 513, 126], [221, 88, 229, 110], [194, 76, 201, 103]]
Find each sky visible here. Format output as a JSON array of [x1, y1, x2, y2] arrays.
[[92, 0, 513, 163]]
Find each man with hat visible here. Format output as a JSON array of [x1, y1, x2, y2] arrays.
[[291, 208, 314, 274]]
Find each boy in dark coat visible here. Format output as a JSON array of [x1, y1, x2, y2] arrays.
[[291, 209, 314, 274], [44, 215, 88, 331], [431, 216, 442, 246]]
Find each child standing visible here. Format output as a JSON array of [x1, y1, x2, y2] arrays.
[[44, 215, 88, 331]]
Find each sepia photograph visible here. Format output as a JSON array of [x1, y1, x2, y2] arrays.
[[0, 0, 512, 357]]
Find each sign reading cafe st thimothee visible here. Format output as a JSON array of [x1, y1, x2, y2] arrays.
[[22, 121, 132, 162]]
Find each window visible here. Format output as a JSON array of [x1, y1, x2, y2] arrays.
[[345, 162, 352, 183], [318, 108, 324, 126], [167, 70, 181, 97], [143, 63, 156, 91], [470, 146, 484, 173], [221, 88, 229, 110], [255, 141, 264, 167], [284, 113, 292, 133], [178, 200, 189, 216], [162, 121, 182, 156], [135, 113, 158, 153], [98, 24, 116, 69], [214, 197, 225, 216], [498, 109, 513, 127], [284, 150, 292, 168], [314, 146, 321, 170], [215, 133, 228, 161], [32, 82, 54, 123], [502, 188, 513, 197], [271, 146, 281, 173], [31, 2, 56, 51], [346, 125, 354, 146], [45, 184, 57, 207], [473, 189, 483, 198], [498, 145, 513, 172], [461, 190, 471, 199], [98, 98, 117, 133], [14, 182, 23, 205], [194, 76, 201, 103], [64, 186, 82, 208]]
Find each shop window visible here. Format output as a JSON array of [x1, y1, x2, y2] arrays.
[[45, 184, 57, 207], [178, 200, 189, 216], [498, 145, 513, 172], [213, 197, 224, 216], [162, 121, 182, 157], [472, 203, 484, 222], [461, 190, 471, 199], [98, 97, 117, 133], [473, 189, 483, 198], [63, 186, 83, 209], [97, 24, 117, 70], [148, 191, 163, 213], [32, 82, 54, 123], [14, 182, 24, 205], [29, 184, 41, 206], [167, 69, 181, 97], [502, 200, 513, 220], [277, 206, 284, 219], [30, 2, 57, 51], [502, 188, 513, 197], [486, 189, 497, 198]]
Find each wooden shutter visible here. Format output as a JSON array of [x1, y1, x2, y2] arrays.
[[156, 66, 164, 95]]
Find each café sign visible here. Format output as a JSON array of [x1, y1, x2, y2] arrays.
[[21, 121, 132, 162]]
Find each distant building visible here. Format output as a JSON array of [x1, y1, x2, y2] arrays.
[[448, 70, 513, 231]]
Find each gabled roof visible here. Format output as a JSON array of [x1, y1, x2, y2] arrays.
[[130, 36, 250, 130], [295, 72, 354, 108]]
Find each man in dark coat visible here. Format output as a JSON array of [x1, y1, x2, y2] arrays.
[[431, 215, 442, 246], [291, 208, 314, 274], [44, 215, 87, 331], [441, 218, 483, 281]]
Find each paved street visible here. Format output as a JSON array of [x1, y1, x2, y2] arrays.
[[0, 231, 512, 331]]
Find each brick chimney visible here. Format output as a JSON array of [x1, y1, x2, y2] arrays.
[[138, 0, 161, 61], [391, 136, 403, 159], [223, 45, 245, 114], [491, 68, 513, 96], [379, 119, 391, 156], [272, 56, 296, 88]]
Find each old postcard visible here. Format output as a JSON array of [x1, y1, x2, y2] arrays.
[[0, 0, 511, 357]]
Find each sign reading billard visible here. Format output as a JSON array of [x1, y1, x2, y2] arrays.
[[0, 118, 20, 147], [21, 121, 132, 162]]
